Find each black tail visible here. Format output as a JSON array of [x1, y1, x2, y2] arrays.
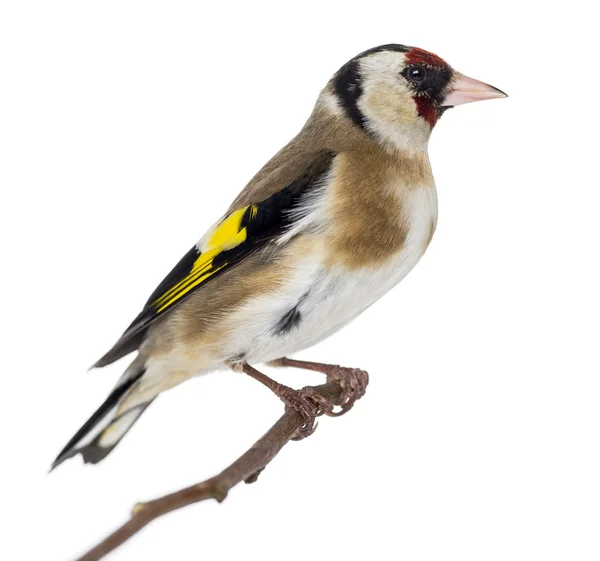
[[51, 370, 148, 470]]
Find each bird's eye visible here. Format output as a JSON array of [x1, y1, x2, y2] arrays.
[[405, 66, 427, 84]]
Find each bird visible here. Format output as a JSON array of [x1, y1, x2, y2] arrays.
[[52, 44, 507, 469]]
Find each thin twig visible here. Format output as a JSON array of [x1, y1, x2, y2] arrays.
[[74, 381, 344, 561]]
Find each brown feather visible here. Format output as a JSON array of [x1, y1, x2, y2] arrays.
[[326, 144, 433, 269], [228, 93, 370, 210], [140, 235, 318, 359]]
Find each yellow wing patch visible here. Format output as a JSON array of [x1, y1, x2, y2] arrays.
[[207, 206, 249, 248], [152, 205, 256, 313]]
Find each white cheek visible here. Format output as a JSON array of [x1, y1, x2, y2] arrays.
[[358, 79, 432, 154], [360, 78, 418, 125]]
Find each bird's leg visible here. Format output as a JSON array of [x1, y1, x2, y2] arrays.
[[240, 363, 333, 440], [268, 358, 369, 416]]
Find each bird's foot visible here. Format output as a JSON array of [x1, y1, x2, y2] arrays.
[[323, 366, 369, 416], [239, 361, 366, 439], [272, 358, 369, 416], [273, 384, 334, 440]]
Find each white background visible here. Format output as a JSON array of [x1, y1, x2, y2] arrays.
[[1, 1, 599, 560]]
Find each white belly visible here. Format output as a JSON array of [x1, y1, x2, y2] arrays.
[[219, 184, 438, 364]]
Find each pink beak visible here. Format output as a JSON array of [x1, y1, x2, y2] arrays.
[[443, 72, 507, 107]]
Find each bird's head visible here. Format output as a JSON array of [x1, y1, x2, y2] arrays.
[[326, 44, 506, 153]]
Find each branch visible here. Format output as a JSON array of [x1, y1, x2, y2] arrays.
[[74, 381, 345, 561]]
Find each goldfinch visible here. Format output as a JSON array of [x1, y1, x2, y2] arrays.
[[52, 44, 506, 468]]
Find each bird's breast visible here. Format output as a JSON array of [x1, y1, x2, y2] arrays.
[[324, 151, 438, 272], [233, 178, 437, 362]]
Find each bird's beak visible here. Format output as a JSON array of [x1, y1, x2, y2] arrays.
[[442, 72, 507, 107]]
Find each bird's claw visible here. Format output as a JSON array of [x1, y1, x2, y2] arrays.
[[325, 366, 369, 416], [276, 385, 334, 440]]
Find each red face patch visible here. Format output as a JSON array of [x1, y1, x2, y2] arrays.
[[405, 47, 450, 128], [412, 97, 438, 128], [405, 47, 448, 68]]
